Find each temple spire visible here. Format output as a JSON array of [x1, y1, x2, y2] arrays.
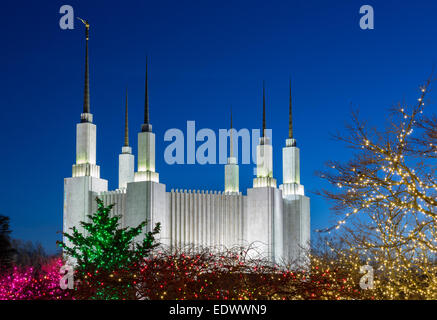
[[230, 106, 233, 130], [124, 88, 129, 147], [119, 87, 134, 188], [225, 105, 239, 193], [144, 58, 149, 124], [289, 78, 293, 139], [230, 106, 233, 158], [142, 58, 152, 132], [78, 18, 90, 115], [262, 81, 266, 137]]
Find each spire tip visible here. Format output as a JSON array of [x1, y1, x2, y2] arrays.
[[142, 57, 151, 132], [262, 81, 266, 137], [124, 88, 129, 147], [289, 78, 293, 139], [80, 18, 90, 118]]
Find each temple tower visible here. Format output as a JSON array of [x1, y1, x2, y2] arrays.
[[118, 88, 135, 189], [72, 19, 99, 178], [253, 82, 277, 188], [63, 19, 108, 248], [135, 59, 159, 183], [280, 79, 310, 267], [224, 108, 239, 193], [125, 59, 168, 245], [246, 81, 283, 263]]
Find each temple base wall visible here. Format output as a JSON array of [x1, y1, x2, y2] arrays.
[[63, 176, 108, 245]]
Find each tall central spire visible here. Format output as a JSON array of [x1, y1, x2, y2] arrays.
[[289, 78, 293, 139], [78, 18, 90, 115], [72, 18, 100, 178], [124, 88, 129, 147], [262, 80, 266, 137]]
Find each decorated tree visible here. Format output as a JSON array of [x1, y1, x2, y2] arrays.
[[57, 197, 160, 299], [316, 77, 437, 299], [133, 246, 368, 300], [0, 258, 72, 300], [0, 246, 370, 300]]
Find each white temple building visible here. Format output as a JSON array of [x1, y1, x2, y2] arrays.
[[63, 22, 310, 266]]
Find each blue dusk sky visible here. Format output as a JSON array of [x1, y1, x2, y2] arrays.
[[0, 0, 436, 253]]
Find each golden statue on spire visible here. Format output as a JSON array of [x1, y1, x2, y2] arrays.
[[77, 17, 90, 40]]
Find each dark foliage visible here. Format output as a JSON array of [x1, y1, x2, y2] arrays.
[[0, 215, 15, 271], [11, 239, 51, 268]]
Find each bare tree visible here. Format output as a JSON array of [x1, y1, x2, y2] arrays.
[[316, 77, 437, 299]]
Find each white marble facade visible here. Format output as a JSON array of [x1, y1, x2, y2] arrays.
[[64, 107, 310, 266], [63, 30, 310, 265]]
